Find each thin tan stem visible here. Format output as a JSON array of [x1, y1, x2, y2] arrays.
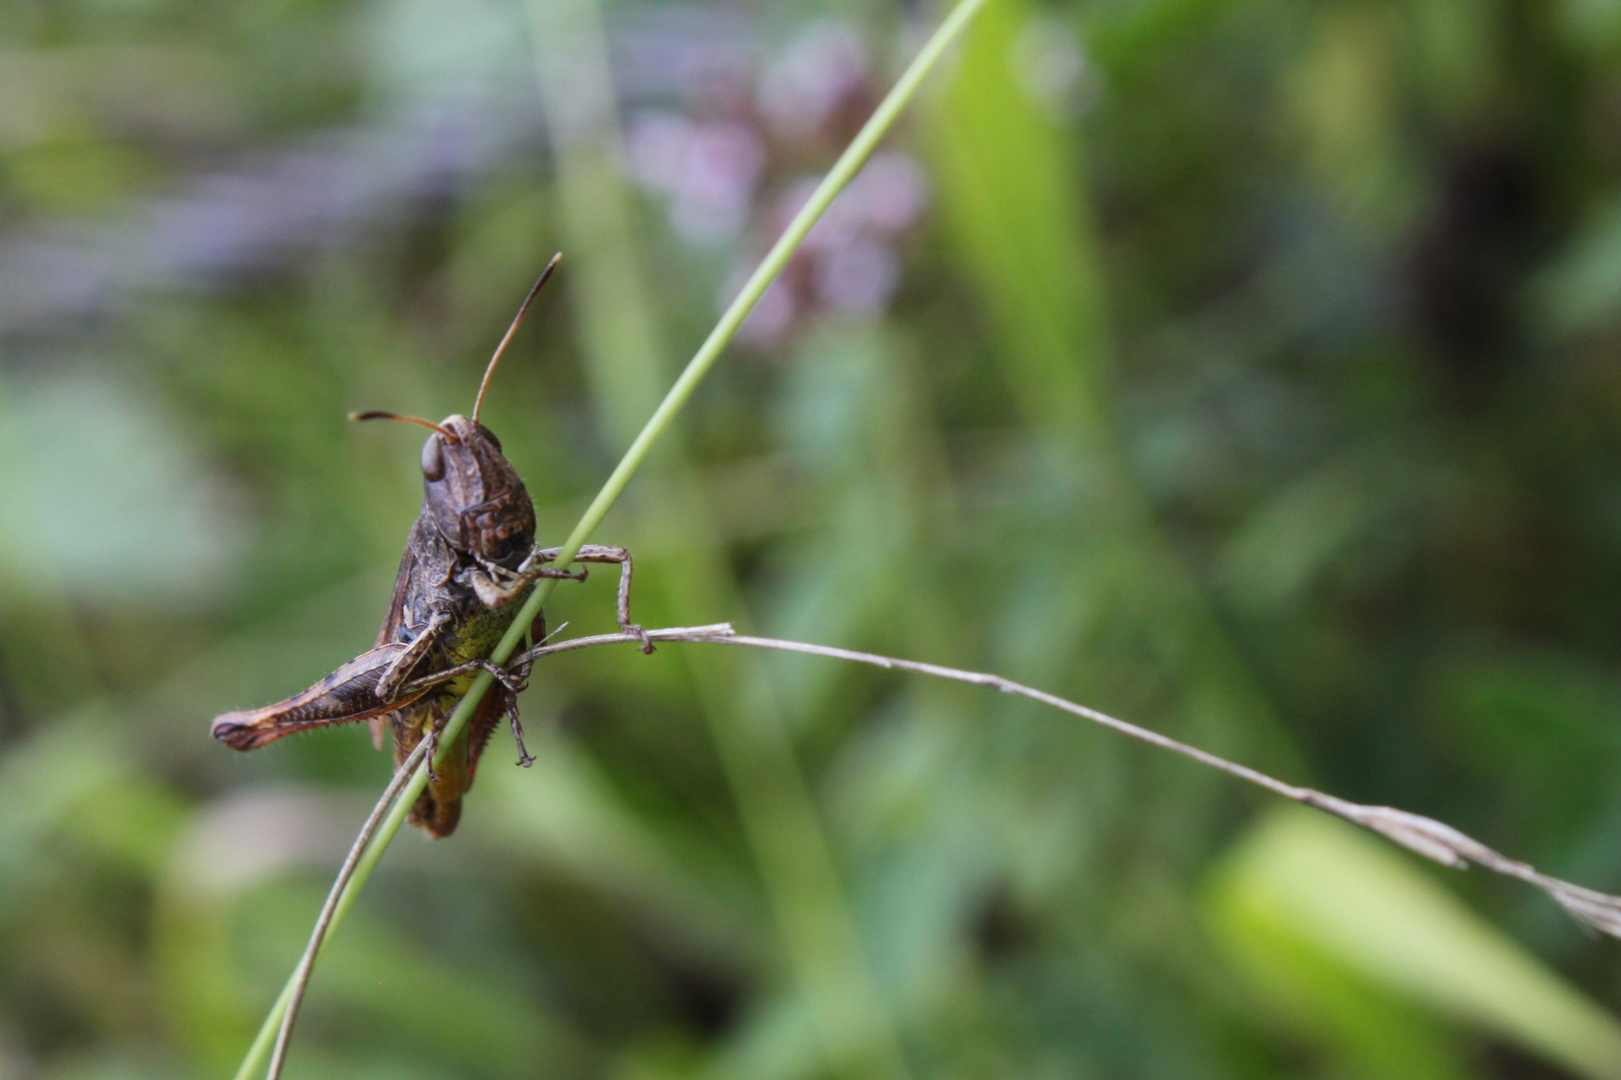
[[513, 625, 1621, 940], [264, 738, 430, 1080]]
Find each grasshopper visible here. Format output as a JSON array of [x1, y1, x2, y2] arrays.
[[211, 255, 651, 837]]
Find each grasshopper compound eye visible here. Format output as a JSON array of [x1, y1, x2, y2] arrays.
[[420, 435, 445, 481]]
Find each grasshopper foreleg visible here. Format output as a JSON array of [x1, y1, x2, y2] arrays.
[[467, 558, 584, 611], [468, 546, 650, 652], [529, 545, 652, 652]]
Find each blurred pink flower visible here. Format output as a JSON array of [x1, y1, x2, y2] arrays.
[[757, 20, 870, 144], [633, 19, 928, 347], [628, 111, 764, 245]]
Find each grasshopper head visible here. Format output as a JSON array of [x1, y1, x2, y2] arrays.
[[418, 414, 536, 568]]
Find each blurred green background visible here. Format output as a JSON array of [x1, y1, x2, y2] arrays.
[[4, 0, 1621, 1076]]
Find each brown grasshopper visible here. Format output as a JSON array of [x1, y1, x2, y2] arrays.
[[211, 255, 651, 837]]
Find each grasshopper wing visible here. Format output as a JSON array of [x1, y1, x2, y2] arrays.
[[212, 643, 426, 751], [370, 541, 419, 750], [369, 519, 454, 749]]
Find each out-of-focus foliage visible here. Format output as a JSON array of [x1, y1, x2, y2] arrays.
[[2, 0, 1621, 1075]]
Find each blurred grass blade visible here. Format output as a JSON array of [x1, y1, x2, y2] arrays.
[[931, 0, 1301, 780], [933, 0, 1110, 447], [1210, 807, 1621, 1080], [529, 0, 914, 1073]]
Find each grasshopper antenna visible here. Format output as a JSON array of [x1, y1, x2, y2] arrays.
[[349, 411, 459, 442], [472, 251, 563, 425]]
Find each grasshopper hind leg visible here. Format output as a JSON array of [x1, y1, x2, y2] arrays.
[[211, 643, 418, 751]]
